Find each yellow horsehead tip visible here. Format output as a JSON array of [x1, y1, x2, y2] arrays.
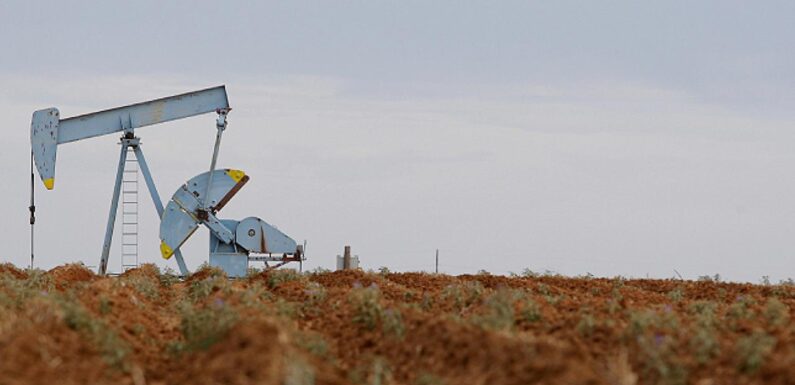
[[225, 169, 246, 183], [43, 178, 54, 190], [160, 241, 174, 260]]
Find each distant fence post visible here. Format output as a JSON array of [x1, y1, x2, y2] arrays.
[[435, 249, 439, 274]]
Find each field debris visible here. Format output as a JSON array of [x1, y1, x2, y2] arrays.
[[0, 264, 793, 384]]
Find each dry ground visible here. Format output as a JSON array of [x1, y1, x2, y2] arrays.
[[0, 263, 793, 385]]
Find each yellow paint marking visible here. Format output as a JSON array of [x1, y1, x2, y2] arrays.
[[225, 169, 246, 183], [43, 178, 54, 190], [160, 241, 174, 260]]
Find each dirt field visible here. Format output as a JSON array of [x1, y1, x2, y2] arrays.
[[0, 263, 793, 385]]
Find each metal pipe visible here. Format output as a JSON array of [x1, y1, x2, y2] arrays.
[[203, 110, 228, 210]]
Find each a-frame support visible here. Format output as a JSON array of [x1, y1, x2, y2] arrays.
[[98, 132, 189, 276]]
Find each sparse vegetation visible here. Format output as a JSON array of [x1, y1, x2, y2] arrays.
[[0, 264, 793, 384]]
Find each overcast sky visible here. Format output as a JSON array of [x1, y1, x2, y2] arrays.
[[1, 1, 794, 282]]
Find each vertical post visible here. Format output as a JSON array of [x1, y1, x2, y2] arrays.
[[435, 249, 439, 274], [99, 140, 129, 275], [134, 145, 189, 276], [29, 151, 35, 270], [343, 245, 351, 270]]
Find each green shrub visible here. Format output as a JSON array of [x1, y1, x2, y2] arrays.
[[736, 330, 776, 374], [472, 289, 515, 331], [519, 297, 542, 323], [58, 295, 130, 370], [267, 269, 304, 289], [577, 313, 596, 337], [763, 298, 789, 327], [667, 287, 684, 303], [349, 287, 383, 330], [382, 308, 406, 339], [441, 281, 484, 311], [176, 301, 238, 352]]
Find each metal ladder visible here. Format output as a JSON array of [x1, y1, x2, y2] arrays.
[[121, 147, 139, 272]]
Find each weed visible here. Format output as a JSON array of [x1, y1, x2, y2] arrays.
[[0, 268, 55, 309], [175, 301, 238, 352], [238, 281, 273, 311], [187, 275, 230, 303], [58, 295, 130, 370], [274, 298, 303, 319], [421, 294, 434, 311], [472, 289, 515, 331], [123, 275, 159, 301], [667, 287, 684, 303], [636, 333, 688, 385], [349, 287, 383, 330], [415, 372, 445, 385], [301, 281, 327, 316], [441, 281, 484, 311], [727, 296, 756, 325], [690, 326, 719, 364], [158, 267, 181, 287], [521, 268, 539, 278], [285, 357, 316, 385], [131, 323, 146, 336], [294, 331, 330, 358], [736, 330, 776, 374], [267, 269, 304, 289], [763, 298, 789, 327], [99, 295, 112, 315], [519, 297, 542, 323], [698, 274, 721, 282], [577, 312, 596, 337], [382, 308, 406, 339]]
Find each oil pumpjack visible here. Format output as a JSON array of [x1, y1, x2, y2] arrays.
[[30, 86, 303, 277]]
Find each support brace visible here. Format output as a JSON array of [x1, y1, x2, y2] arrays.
[[98, 135, 189, 276]]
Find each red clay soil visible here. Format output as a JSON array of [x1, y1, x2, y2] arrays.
[[0, 265, 793, 385], [0, 263, 27, 280]]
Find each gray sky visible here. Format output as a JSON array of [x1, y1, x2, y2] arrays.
[[1, 1, 794, 282]]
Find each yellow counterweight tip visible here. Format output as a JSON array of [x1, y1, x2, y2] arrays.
[[160, 241, 174, 260], [43, 178, 54, 190], [225, 169, 246, 183]]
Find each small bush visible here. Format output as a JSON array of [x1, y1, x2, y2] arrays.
[[176, 301, 238, 352], [667, 287, 684, 303], [472, 289, 516, 331], [763, 298, 789, 327], [690, 326, 719, 364], [577, 313, 597, 337], [187, 275, 230, 303], [519, 297, 542, 323], [349, 287, 383, 330], [382, 308, 406, 339], [441, 281, 485, 311], [58, 295, 130, 370], [736, 330, 776, 374], [267, 269, 304, 289]]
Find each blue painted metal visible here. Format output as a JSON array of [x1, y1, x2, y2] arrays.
[[160, 169, 244, 256], [30, 86, 229, 189], [99, 139, 130, 275], [134, 145, 188, 276], [30, 108, 59, 188], [235, 217, 297, 254], [161, 170, 301, 277], [209, 219, 249, 277]]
